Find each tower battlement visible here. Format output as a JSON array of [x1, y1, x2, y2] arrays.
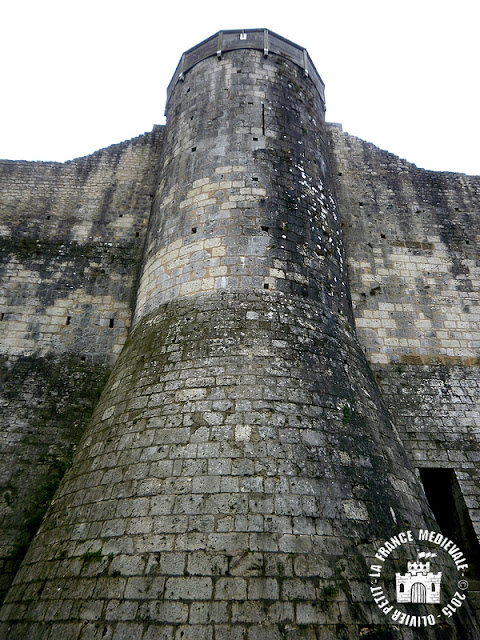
[[166, 29, 325, 109], [407, 561, 432, 575]]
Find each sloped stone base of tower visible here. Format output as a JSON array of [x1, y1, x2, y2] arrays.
[[1, 291, 477, 639]]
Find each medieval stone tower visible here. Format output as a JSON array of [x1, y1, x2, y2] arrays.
[[1, 29, 480, 639]]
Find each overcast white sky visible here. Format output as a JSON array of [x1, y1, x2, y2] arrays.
[[1, 0, 479, 175]]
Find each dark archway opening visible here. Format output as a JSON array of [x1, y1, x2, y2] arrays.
[[419, 467, 480, 601]]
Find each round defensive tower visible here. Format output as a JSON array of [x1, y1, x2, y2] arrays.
[[1, 30, 475, 640]]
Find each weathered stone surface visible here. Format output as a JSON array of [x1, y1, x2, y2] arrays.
[[0, 128, 164, 363], [0, 128, 164, 601], [328, 125, 480, 368], [328, 125, 480, 614], [0, 355, 110, 603], [0, 27, 479, 639]]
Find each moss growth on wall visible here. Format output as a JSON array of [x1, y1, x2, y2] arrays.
[[0, 354, 111, 604], [0, 237, 141, 269]]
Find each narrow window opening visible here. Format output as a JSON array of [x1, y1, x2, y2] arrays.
[[191, 227, 197, 234], [263, 283, 269, 290], [399, 584, 404, 593], [262, 102, 265, 135], [109, 318, 115, 328], [186, 88, 190, 94], [248, 101, 254, 105], [0, 313, 4, 321], [419, 468, 480, 579], [261, 225, 269, 232], [253, 137, 258, 142], [66, 316, 71, 326], [46, 215, 51, 220], [136, 232, 140, 237], [80, 356, 86, 362]]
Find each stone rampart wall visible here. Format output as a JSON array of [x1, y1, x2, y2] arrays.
[[329, 126, 480, 579], [0, 127, 163, 363], [0, 127, 164, 602], [328, 125, 480, 367]]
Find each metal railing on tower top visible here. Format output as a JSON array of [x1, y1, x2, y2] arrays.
[[166, 28, 325, 108]]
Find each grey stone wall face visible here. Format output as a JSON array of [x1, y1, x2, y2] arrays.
[[327, 125, 480, 368], [0, 128, 164, 364], [375, 365, 480, 523], [0, 129, 164, 602], [0, 355, 110, 604], [1, 43, 476, 639], [328, 126, 480, 610]]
